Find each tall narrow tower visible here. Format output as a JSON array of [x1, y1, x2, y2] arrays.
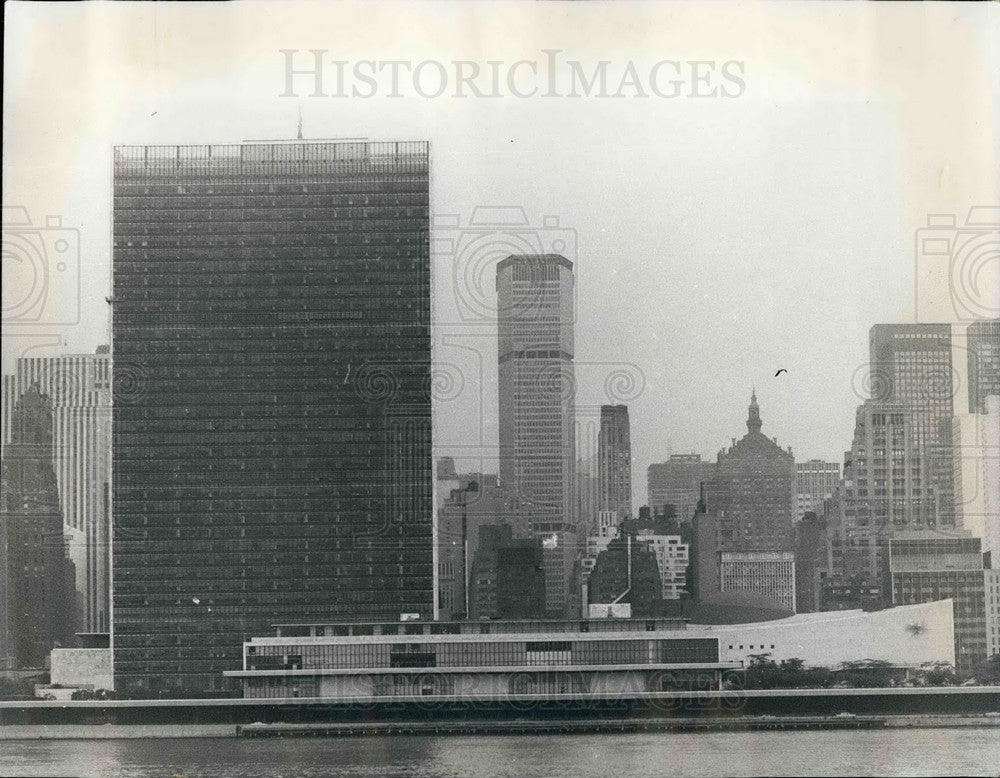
[[496, 254, 576, 617], [496, 254, 576, 532], [598, 404, 632, 521]]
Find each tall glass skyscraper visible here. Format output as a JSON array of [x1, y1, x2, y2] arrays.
[[496, 254, 576, 617], [112, 141, 432, 697], [868, 323, 954, 528]]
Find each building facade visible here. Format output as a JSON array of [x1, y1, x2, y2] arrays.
[[647, 454, 713, 522], [1, 349, 112, 633], [794, 459, 840, 518], [228, 617, 737, 700], [704, 391, 796, 553], [869, 324, 955, 528], [0, 387, 78, 669], [966, 319, 1000, 415], [719, 552, 796, 613], [496, 254, 576, 616], [226, 600, 954, 701], [597, 405, 632, 521], [635, 530, 690, 601], [435, 469, 506, 621], [111, 141, 433, 697], [889, 533, 992, 671]]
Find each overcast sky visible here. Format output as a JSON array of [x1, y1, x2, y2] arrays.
[[4, 1, 998, 507]]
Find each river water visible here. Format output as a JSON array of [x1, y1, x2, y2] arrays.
[[1, 730, 998, 777]]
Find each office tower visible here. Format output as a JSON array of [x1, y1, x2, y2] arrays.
[[112, 141, 432, 697], [1, 386, 78, 669], [869, 324, 955, 528], [952, 396, 1000, 564], [890, 533, 994, 671], [1, 348, 112, 633], [435, 469, 506, 620], [966, 319, 1000, 414], [647, 454, 714, 522], [794, 459, 840, 518], [496, 253, 576, 616], [597, 405, 632, 521]]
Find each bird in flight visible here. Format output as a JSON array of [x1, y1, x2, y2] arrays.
[[774, 369, 787, 377]]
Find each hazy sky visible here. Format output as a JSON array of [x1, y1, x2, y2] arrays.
[[4, 1, 998, 508]]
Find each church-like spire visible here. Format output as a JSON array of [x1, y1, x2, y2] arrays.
[[296, 107, 303, 140], [747, 388, 762, 434]]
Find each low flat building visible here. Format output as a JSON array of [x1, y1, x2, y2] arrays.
[[226, 618, 739, 700], [225, 600, 955, 701]]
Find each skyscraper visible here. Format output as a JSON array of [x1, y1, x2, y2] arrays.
[[1, 349, 112, 633], [1, 386, 78, 669], [112, 141, 432, 697], [869, 323, 955, 528], [496, 254, 576, 617], [497, 254, 576, 531], [699, 391, 797, 610], [597, 404, 632, 521], [794, 459, 840, 518], [966, 319, 1000, 415]]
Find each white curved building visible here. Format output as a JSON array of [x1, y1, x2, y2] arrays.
[[690, 598, 955, 668]]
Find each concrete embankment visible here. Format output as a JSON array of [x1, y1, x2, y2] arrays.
[[3, 715, 999, 740]]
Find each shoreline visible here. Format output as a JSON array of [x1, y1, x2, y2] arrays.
[[3, 714, 999, 740]]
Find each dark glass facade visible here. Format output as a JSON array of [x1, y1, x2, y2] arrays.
[[112, 141, 432, 697]]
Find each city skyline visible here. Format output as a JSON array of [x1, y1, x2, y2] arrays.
[[5, 3, 998, 517]]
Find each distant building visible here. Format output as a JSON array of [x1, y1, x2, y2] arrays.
[[497, 254, 576, 534], [696, 391, 796, 609], [1, 349, 112, 634], [795, 460, 840, 518], [574, 457, 599, 535], [966, 319, 1000, 415], [952, 395, 1000, 566], [869, 323, 955, 529], [635, 530, 690, 601], [435, 468, 508, 620], [889, 532, 993, 670], [585, 533, 664, 618], [794, 512, 827, 613], [719, 552, 796, 612], [496, 542, 546, 620], [597, 405, 632, 521], [469, 525, 546, 621], [497, 254, 577, 617], [704, 390, 796, 553], [647, 454, 713, 522], [1, 386, 79, 669]]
